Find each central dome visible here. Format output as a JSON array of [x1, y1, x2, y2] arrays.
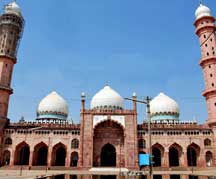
[[91, 85, 124, 110]]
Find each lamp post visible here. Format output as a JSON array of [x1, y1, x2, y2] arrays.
[[20, 126, 43, 176], [125, 96, 152, 179]]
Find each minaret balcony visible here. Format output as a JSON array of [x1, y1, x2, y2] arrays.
[[0, 85, 13, 94], [199, 56, 216, 67], [202, 88, 216, 97]]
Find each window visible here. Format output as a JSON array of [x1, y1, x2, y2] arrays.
[[4, 137, 12, 145], [204, 35, 206, 38], [138, 139, 146, 149], [205, 44, 208, 47], [210, 74, 213, 77], [209, 65, 211, 68], [212, 83, 214, 87], [204, 139, 211, 146], [215, 103, 216, 106], [207, 52, 209, 56], [71, 139, 79, 149]]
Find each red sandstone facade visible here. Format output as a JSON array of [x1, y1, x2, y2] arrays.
[[0, 2, 216, 177]]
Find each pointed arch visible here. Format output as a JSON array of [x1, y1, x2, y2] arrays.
[[2, 150, 10, 166], [14, 141, 30, 165], [206, 151, 213, 167], [152, 143, 164, 167], [93, 119, 124, 167], [100, 143, 116, 166], [33, 142, 48, 166], [187, 142, 200, 166], [70, 151, 79, 167], [169, 143, 183, 167], [51, 142, 67, 166]]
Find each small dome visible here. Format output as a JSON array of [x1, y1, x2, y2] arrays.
[[150, 93, 179, 121], [195, 3, 211, 20], [4, 1, 21, 16], [37, 91, 69, 120], [91, 85, 124, 110]]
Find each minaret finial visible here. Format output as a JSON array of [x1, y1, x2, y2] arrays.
[[199, 0, 202, 5]]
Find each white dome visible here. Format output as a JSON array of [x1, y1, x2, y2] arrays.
[[195, 4, 211, 20], [4, 1, 21, 16], [150, 93, 179, 116], [91, 85, 124, 110], [37, 91, 69, 120]]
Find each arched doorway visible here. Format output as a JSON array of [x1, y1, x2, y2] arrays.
[[101, 143, 116, 166], [33, 142, 48, 166], [169, 147, 179, 166], [206, 151, 213, 167], [187, 143, 200, 167], [93, 120, 124, 167], [152, 143, 164, 167], [169, 143, 182, 167], [2, 150, 10, 166], [14, 142, 30, 165], [152, 148, 161, 167], [52, 143, 66, 166], [70, 152, 78, 167]]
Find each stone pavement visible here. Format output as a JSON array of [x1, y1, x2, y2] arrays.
[[0, 168, 215, 179]]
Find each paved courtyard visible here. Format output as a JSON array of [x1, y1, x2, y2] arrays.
[[0, 168, 216, 178]]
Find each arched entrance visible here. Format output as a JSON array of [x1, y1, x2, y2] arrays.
[[52, 143, 66, 166], [187, 143, 200, 167], [14, 142, 30, 165], [70, 152, 78, 167], [2, 150, 10, 166], [101, 143, 116, 166], [152, 143, 164, 167], [169, 143, 182, 167], [33, 142, 48, 166], [152, 148, 161, 167], [169, 147, 179, 166], [93, 120, 124, 167], [206, 151, 213, 167]]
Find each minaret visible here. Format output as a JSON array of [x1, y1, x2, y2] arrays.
[[194, 3, 216, 126], [0, 1, 24, 127]]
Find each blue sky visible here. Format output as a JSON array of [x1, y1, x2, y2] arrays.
[[1, 0, 215, 124]]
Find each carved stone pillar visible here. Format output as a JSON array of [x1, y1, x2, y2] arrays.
[[47, 146, 52, 167], [181, 148, 188, 167], [65, 149, 70, 167], [162, 151, 169, 168], [29, 150, 33, 167], [10, 149, 15, 166]]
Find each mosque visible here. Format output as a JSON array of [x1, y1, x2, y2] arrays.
[[0, 1, 216, 172]]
